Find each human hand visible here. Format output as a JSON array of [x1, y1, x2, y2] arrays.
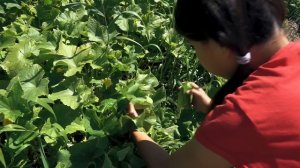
[[186, 82, 212, 113], [127, 102, 146, 118]]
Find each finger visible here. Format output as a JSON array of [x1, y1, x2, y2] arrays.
[[128, 111, 138, 118], [186, 88, 201, 95], [188, 82, 200, 89], [128, 103, 138, 118], [128, 102, 135, 111]]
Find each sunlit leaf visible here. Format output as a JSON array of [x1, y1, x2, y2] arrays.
[[48, 89, 79, 110]]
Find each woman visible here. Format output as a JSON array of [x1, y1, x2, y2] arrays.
[[128, 0, 300, 167]]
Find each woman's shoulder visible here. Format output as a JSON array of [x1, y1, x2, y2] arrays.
[[233, 40, 300, 112], [257, 40, 300, 70]]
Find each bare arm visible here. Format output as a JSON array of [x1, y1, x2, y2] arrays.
[[132, 131, 169, 168], [132, 131, 232, 168]]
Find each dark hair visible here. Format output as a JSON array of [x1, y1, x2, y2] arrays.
[[174, 0, 286, 109]]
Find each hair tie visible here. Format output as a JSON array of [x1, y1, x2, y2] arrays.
[[236, 52, 251, 64]]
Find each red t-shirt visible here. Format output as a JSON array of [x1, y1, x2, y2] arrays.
[[195, 40, 300, 168]]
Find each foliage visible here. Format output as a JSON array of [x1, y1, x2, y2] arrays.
[[0, 0, 222, 167], [286, 0, 300, 27]]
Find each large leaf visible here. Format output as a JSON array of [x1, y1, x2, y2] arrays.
[[48, 89, 79, 110], [57, 39, 77, 58], [53, 59, 82, 77], [116, 72, 159, 107], [69, 137, 108, 168], [0, 81, 26, 122], [98, 98, 117, 113], [55, 149, 72, 168], [0, 33, 16, 49], [65, 121, 85, 135], [0, 42, 33, 77], [55, 41, 94, 77], [17, 64, 49, 101], [40, 119, 66, 144], [52, 105, 80, 128]]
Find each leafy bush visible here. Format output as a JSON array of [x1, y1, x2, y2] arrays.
[[0, 0, 223, 167], [286, 0, 300, 32]]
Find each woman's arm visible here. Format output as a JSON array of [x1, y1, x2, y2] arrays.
[[129, 82, 229, 167], [132, 131, 169, 168], [132, 131, 232, 168]]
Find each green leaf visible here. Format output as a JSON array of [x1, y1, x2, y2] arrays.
[[53, 59, 83, 77], [48, 90, 79, 110], [152, 86, 166, 105], [44, 0, 53, 5], [0, 34, 16, 49], [102, 154, 115, 168], [0, 5, 4, 14], [4, 3, 22, 9], [33, 98, 56, 119], [0, 90, 6, 96], [11, 143, 31, 160], [0, 97, 22, 122], [18, 64, 44, 82], [0, 148, 6, 168], [38, 137, 49, 168], [76, 80, 99, 105], [116, 36, 145, 51], [17, 64, 49, 101], [69, 137, 108, 168], [177, 82, 192, 110], [8, 123, 39, 149], [82, 113, 105, 137], [99, 99, 117, 113], [56, 149, 72, 168], [0, 44, 33, 77], [40, 119, 65, 144], [116, 146, 131, 161], [86, 18, 103, 42], [52, 105, 80, 128], [131, 96, 153, 107], [37, 41, 56, 53], [0, 81, 25, 122], [115, 17, 129, 31], [54, 43, 93, 77], [65, 121, 85, 134], [0, 124, 26, 133], [116, 72, 159, 107], [57, 39, 77, 58]]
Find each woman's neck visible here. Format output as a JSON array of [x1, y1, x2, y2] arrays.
[[250, 29, 289, 68]]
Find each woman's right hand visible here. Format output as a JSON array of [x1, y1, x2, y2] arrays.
[[128, 102, 139, 118], [186, 82, 212, 113]]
